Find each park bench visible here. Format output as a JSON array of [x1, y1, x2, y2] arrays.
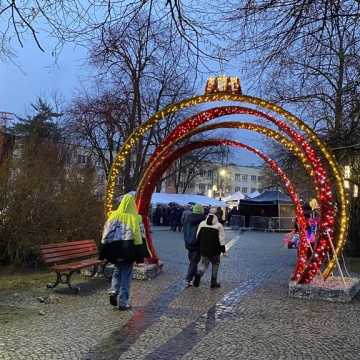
[[40, 240, 105, 293]]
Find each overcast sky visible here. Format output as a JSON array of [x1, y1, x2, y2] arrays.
[[0, 33, 264, 165], [0, 38, 91, 117]]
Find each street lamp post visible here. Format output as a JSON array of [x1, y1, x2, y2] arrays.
[[219, 168, 227, 200]]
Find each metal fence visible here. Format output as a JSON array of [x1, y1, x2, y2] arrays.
[[249, 216, 295, 232], [229, 215, 246, 229]]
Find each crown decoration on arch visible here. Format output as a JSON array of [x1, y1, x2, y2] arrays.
[[205, 75, 242, 95], [105, 75, 349, 285]]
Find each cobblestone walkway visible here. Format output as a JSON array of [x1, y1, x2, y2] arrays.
[[1, 230, 359, 359]]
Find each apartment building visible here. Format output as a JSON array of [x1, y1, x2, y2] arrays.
[[165, 161, 264, 198]]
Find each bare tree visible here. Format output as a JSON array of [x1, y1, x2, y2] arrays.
[[66, 13, 205, 196], [221, 0, 360, 255], [0, 0, 216, 66]]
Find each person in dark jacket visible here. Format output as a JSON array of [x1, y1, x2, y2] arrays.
[[169, 204, 178, 231], [216, 207, 224, 224], [153, 204, 162, 226], [175, 206, 184, 232], [182, 204, 205, 286], [193, 214, 226, 288], [100, 194, 148, 310]]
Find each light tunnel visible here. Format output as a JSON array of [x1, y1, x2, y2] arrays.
[[136, 138, 310, 282], [105, 94, 348, 284]]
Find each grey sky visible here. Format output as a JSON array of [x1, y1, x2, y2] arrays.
[[0, 34, 265, 165], [0, 39, 90, 117]]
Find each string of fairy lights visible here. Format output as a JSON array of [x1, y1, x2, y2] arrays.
[[105, 94, 348, 284], [135, 121, 325, 282], [135, 107, 335, 283], [137, 139, 309, 281]]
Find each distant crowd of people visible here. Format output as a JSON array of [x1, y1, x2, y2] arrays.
[[151, 203, 243, 229]]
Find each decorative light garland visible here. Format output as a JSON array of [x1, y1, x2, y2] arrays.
[[137, 139, 309, 280], [136, 108, 334, 283], [105, 94, 348, 282]]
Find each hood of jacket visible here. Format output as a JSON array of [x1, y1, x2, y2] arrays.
[[206, 214, 219, 226]]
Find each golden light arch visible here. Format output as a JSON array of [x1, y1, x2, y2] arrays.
[[136, 138, 309, 281], [135, 121, 329, 283], [105, 93, 348, 282]]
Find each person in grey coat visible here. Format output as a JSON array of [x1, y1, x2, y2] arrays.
[[183, 204, 205, 286]]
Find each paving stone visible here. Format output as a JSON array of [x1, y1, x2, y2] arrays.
[[0, 230, 359, 360]]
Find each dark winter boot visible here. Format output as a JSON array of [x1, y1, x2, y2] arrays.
[[193, 274, 201, 287], [109, 292, 117, 306], [210, 277, 221, 288]]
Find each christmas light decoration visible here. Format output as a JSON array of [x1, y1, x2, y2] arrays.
[[136, 111, 335, 283], [105, 94, 348, 283], [137, 139, 309, 280]]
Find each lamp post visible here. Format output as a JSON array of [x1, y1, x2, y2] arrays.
[[219, 168, 227, 200]]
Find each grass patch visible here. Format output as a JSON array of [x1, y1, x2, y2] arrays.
[[0, 265, 54, 290]]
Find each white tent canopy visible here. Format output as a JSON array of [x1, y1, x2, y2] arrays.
[[247, 190, 261, 198], [223, 191, 246, 202], [150, 192, 226, 207]]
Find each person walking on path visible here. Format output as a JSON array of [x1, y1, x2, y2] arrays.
[[99, 194, 148, 311], [181, 205, 192, 230], [183, 204, 205, 287], [193, 213, 226, 288]]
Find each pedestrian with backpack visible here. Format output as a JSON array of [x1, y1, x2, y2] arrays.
[[193, 213, 226, 288]]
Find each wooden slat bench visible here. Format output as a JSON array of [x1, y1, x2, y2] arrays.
[[40, 240, 105, 293]]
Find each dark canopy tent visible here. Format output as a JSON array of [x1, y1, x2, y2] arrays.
[[239, 190, 295, 228]]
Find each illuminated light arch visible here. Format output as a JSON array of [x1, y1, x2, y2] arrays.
[[135, 108, 334, 282], [105, 94, 348, 281], [137, 121, 320, 204], [136, 122, 325, 283], [137, 139, 309, 281]]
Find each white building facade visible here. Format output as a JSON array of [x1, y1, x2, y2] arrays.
[[168, 162, 264, 198]]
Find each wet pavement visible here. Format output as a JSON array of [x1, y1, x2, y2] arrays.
[[1, 229, 359, 359]]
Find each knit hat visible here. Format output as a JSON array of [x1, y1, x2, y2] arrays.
[[192, 204, 204, 214]]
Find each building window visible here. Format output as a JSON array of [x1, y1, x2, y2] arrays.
[[235, 173, 241, 181], [258, 176, 263, 183], [77, 154, 87, 164], [251, 175, 257, 181], [242, 187, 248, 193], [207, 184, 212, 189], [235, 186, 241, 192], [242, 174, 248, 181], [199, 183, 206, 192], [199, 170, 205, 177], [207, 170, 213, 178]]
